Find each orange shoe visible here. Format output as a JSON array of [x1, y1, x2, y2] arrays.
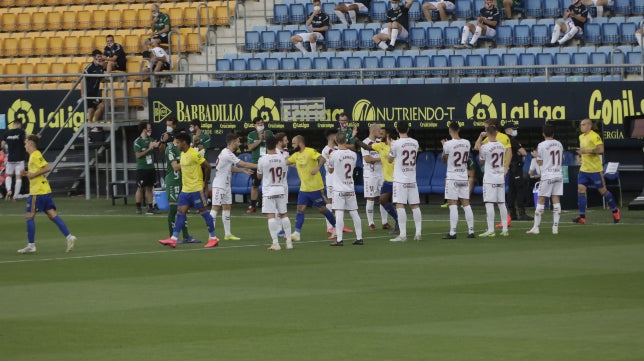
[[245, 207, 256, 214], [495, 215, 512, 229], [158, 237, 177, 248], [342, 226, 353, 233], [612, 208, 620, 223], [204, 237, 219, 248], [327, 233, 337, 240], [327, 227, 334, 234], [572, 215, 586, 224]]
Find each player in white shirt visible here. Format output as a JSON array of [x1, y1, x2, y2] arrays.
[[209, 133, 257, 241], [478, 126, 509, 237], [527, 124, 564, 235], [328, 133, 364, 246], [388, 122, 421, 242], [440, 122, 475, 239], [257, 136, 293, 250], [362, 124, 390, 231], [274, 132, 291, 239], [321, 130, 338, 235]]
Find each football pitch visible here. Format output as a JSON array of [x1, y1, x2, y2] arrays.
[[1, 198, 643, 361]]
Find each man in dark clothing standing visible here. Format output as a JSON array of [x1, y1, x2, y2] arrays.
[[505, 126, 533, 221], [1, 120, 27, 201]]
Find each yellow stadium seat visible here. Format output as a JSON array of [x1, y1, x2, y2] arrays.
[[76, 10, 92, 29], [32, 63, 52, 83], [47, 12, 63, 31], [186, 32, 201, 53], [199, 5, 216, 26], [62, 10, 77, 30], [215, 6, 230, 26], [32, 11, 48, 31], [1, 13, 17, 32], [182, 6, 199, 27], [122, 8, 139, 28], [4, 63, 20, 83], [107, 9, 122, 29], [50, 62, 66, 82], [33, 36, 50, 57], [124, 34, 140, 54], [18, 63, 34, 79], [18, 37, 34, 57], [126, 56, 144, 73], [64, 62, 82, 82], [0, 0, 15, 8], [49, 36, 65, 56], [168, 7, 184, 27], [137, 8, 153, 31], [16, 12, 33, 32], [63, 35, 80, 56], [93, 10, 108, 29], [78, 35, 95, 56]]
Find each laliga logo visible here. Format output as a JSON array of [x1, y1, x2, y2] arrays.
[[466, 93, 497, 120], [352, 99, 375, 121], [8, 99, 36, 134], [251, 96, 280, 122]]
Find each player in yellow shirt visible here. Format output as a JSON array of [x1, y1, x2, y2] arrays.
[[356, 128, 400, 233], [574, 118, 620, 224], [17, 135, 77, 254], [159, 132, 218, 249], [286, 135, 336, 241]]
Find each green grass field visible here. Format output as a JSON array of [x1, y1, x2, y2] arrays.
[[1, 198, 643, 361]]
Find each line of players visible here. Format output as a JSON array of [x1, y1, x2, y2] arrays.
[[157, 118, 615, 251]]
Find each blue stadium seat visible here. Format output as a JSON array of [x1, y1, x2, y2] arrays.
[[416, 151, 435, 195], [248, 58, 263, 78], [513, 24, 531, 46], [329, 56, 346, 77], [449, 54, 466, 76], [296, 57, 313, 77], [619, 22, 638, 44], [591, 17, 608, 25], [323, 3, 338, 23], [287, 167, 301, 193], [583, 23, 601, 44], [465, 54, 483, 76], [340, 78, 358, 85], [430, 153, 447, 195], [536, 53, 553, 74], [444, 26, 461, 47], [428, 27, 444, 48], [370, 1, 389, 21], [231, 59, 247, 79], [501, 53, 519, 75], [245, 31, 261, 51], [519, 53, 536, 75], [496, 76, 514, 83], [554, 53, 571, 74], [562, 150, 575, 166], [361, 78, 374, 85], [261, 31, 277, 51], [359, 29, 375, 48], [346, 56, 363, 77], [277, 30, 292, 51], [495, 25, 513, 46], [231, 172, 252, 195], [478, 76, 495, 83], [313, 57, 329, 78], [602, 23, 620, 44], [281, 57, 296, 78], [373, 78, 390, 85], [548, 76, 566, 82], [365, 22, 383, 33], [306, 79, 323, 86], [326, 29, 343, 49], [381, 56, 397, 77], [432, 55, 449, 76], [290, 3, 307, 23], [483, 54, 501, 75], [408, 77, 425, 84], [456, 0, 475, 19], [397, 55, 414, 76], [273, 4, 290, 24], [634, 0, 644, 13], [572, 52, 589, 74], [585, 75, 602, 81], [323, 78, 340, 86], [241, 80, 257, 86], [264, 58, 280, 77], [531, 24, 549, 45], [215, 59, 231, 79], [291, 79, 306, 86], [524, 0, 543, 17], [409, 0, 422, 21], [391, 77, 408, 84], [626, 51, 642, 74], [438, 48, 455, 56], [410, 27, 427, 47], [513, 75, 532, 82], [543, 0, 562, 17], [414, 55, 431, 76], [343, 28, 359, 49], [612, 0, 632, 15], [363, 56, 380, 77]]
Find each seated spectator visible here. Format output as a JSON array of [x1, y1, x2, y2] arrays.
[[499, 0, 521, 19], [636, 27, 643, 48], [291, 0, 330, 54], [581, 0, 612, 17], [373, 0, 413, 51], [547, 0, 588, 47], [334, 0, 371, 26], [454, 0, 500, 49], [143, 37, 171, 87], [103, 34, 126, 73], [140, 4, 171, 52], [422, 0, 455, 22]]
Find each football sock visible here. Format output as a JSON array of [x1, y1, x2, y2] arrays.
[[310, 41, 317, 52], [470, 25, 482, 45], [222, 209, 231, 236], [51, 216, 71, 238], [168, 204, 178, 236], [14, 179, 22, 196], [551, 25, 561, 43], [366, 199, 375, 225], [534, 204, 545, 228], [378, 41, 388, 50], [268, 218, 280, 244], [578, 193, 587, 217], [552, 203, 561, 229], [323, 208, 336, 227], [636, 32, 642, 47], [210, 209, 217, 220], [335, 10, 348, 25], [499, 203, 508, 232], [390, 28, 399, 46], [603, 191, 617, 212], [335, 210, 345, 242], [380, 204, 388, 225], [348, 10, 357, 24], [396, 208, 407, 238], [350, 210, 362, 240], [485, 203, 495, 232], [173, 212, 186, 240], [559, 26, 578, 44], [463, 205, 474, 234], [295, 42, 307, 53], [295, 211, 305, 233], [384, 202, 398, 221], [200, 210, 216, 238], [26, 217, 35, 244], [412, 207, 422, 236], [281, 217, 292, 241], [5, 177, 11, 195], [461, 26, 471, 44], [449, 204, 458, 235]]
